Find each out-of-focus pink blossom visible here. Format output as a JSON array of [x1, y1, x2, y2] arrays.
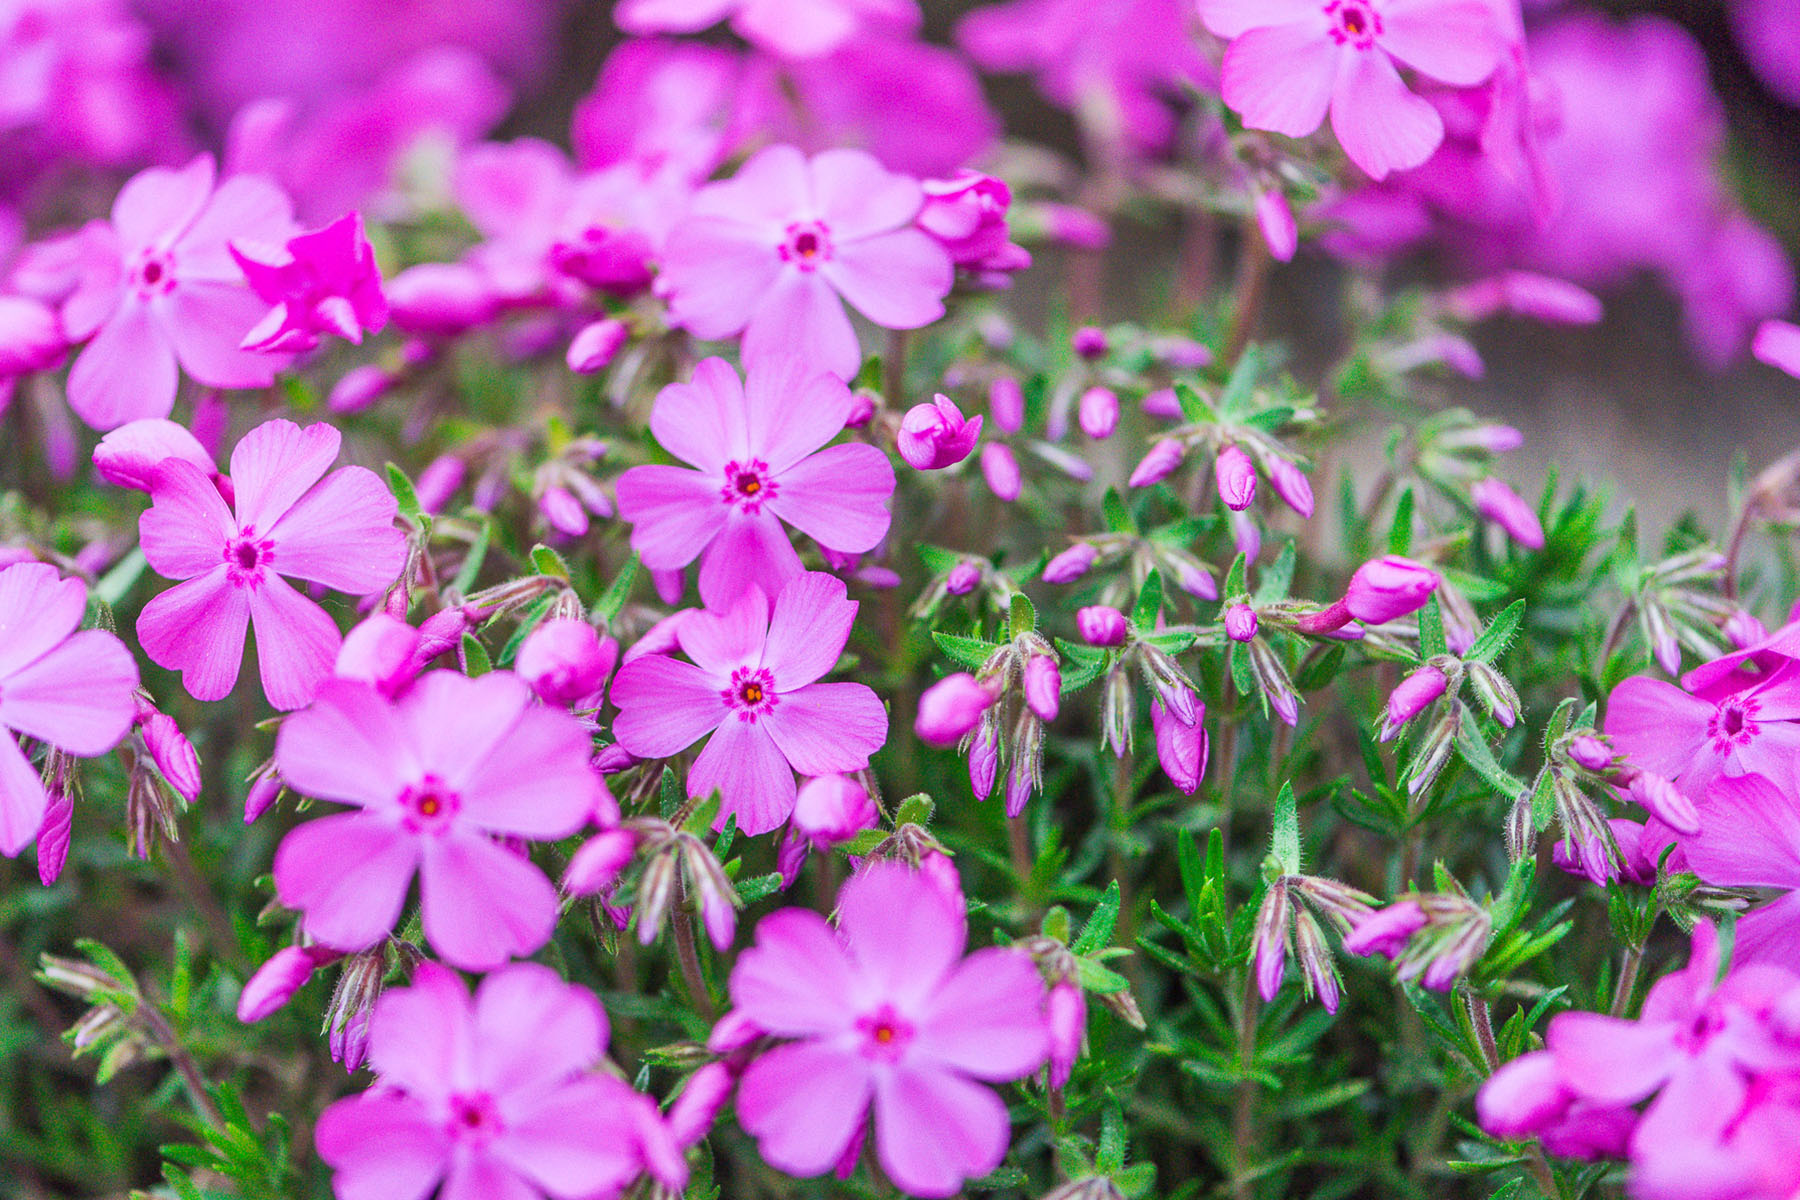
[[1077, 386, 1118, 440], [568, 317, 630, 374], [1256, 188, 1298, 263], [1215, 445, 1257, 511], [1448, 271, 1604, 326], [1130, 439, 1186, 489], [1471, 476, 1545, 549], [0, 297, 65, 377], [897, 394, 982, 470], [1265, 455, 1315, 518], [230, 212, 387, 354], [918, 171, 1026, 278], [383, 261, 498, 336], [792, 774, 878, 845], [616, 0, 919, 60], [980, 442, 1022, 501], [1755, 320, 1800, 380]]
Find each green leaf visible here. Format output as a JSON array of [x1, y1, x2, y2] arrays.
[[659, 766, 681, 819], [895, 793, 934, 828], [916, 544, 962, 575], [1418, 593, 1447, 658], [1541, 697, 1578, 755], [1467, 599, 1526, 663], [1074, 957, 1130, 994], [450, 517, 493, 597], [1255, 540, 1296, 603], [462, 633, 491, 677], [1270, 782, 1301, 874], [385, 463, 422, 527], [1174, 380, 1216, 424], [595, 553, 640, 624], [1056, 639, 1109, 693], [932, 631, 999, 672], [1218, 343, 1262, 415], [1222, 553, 1248, 601], [529, 544, 571, 581], [1097, 1102, 1127, 1173], [1529, 767, 1558, 833], [1388, 487, 1415, 555], [735, 873, 783, 904], [1073, 881, 1122, 955], [1009, 592, 1037, 642], [1294, 644, 1346, 691], [1455, 721, 1525, 798], [1132, 570, 1164, 631], [1102, 487, 1135, 534]]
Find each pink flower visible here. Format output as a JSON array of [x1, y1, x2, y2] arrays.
[[316, 962, 682, 1200], [726, 860, 1048, 1196], [616, 0, 918, 60], [229, 212, 389, 354], [1675, 774, 1800, 966], [56, 155, 297, 430], [273, 671, 601, 969], [1604, 660, 1800, 804], [1344, 555, 1440, 622], [615, 356, 894, 611], [1199, 0, 1506, 180], [897, 394, 982, 470], [1755, 320, 1800, 380], [610, 571, 888, 835], [658, 144, 953, 382], [1077, 606, 1130, 647], [917, 171, 1021, 271], [137, 419, 407, 711], [0, 564, 139, 855]]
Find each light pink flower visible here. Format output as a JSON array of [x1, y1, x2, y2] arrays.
[[610, 571, 887, 835], [0, 564, 139, 855], [1198, 0, 1506, 180], [92, 418, 217, 493], [616, 0, 918, 59], [230, 212, 388, 354], [273, 671, 601, 969], [55, 154, 297, 429], [726, 860, 1048, 1196], [615, 356, 894, 611], [316, 962, 683, 1200], [658, 144, 953, 382], [1604, 660, 1800, 804], [137, 419, 406, 711]]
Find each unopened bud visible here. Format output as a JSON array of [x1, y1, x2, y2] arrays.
[[1344, 556, 1440, 623], [566, 318, 629, 374], [1293, 908, 1341, 1013], [1467, 661, 1520, 728], [1253, 882, 1292, 1001], [1380, 665, 1448, 742], [1407, 710, 1461, 797], [1077, 386, 1118, 439], [1129, 438, 1186, 488], [564, 829, 639, 897], [141, 714, 202, 801], [1567, 734, 1612, 773], [1072, 326, 1108, 360], [989, 377, 1025, 433], [1471, 477, 1545, 550], [1078, 605, 1130, 647], [238, 945, 341, 1022], [915, 673, 998, 746], [945, 562, 981, 594], [1043, 543, 1098, 584], [980, 442, 1022, 501], [1265, 456, 1314, 518], [1215, 445, 1257, 511], [1023, 655, 1061, 722], [1225, 603, 1258, 642], [793, 775, 879, 845]]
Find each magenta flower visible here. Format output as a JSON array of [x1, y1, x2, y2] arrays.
[[616, 0, 918, 59], [56, 154, 297, 429], [137, 419, 407, 711], [273, 671, 601, 969], [1755, 319, 1800, 379], [0, 564, 139, 855], [230, 211, 389, 354], [1604, 660, 1800, 803], [1677, 773, 1800, 965], [316, 961, 683, 1200], [658, 144, 953, 382], [1198, 0, 1506, 180], [726, 860, 1048, 1196], [615, 356, 894, 611], [611, 572, 886, 835]]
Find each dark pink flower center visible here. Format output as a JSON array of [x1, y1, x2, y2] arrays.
[[722, 666, 778, 723], [131, 248, 178, 297], [1325, 0, 1382, 48], [855, 1004, 915, 1063], [779, 221, 834, 272], [1707, 697, 1759, 753], [398, 774, 462, 834], [719, 458, 778, 515], [445, 1091, 503, 1146], [223, 530, 275, 586]]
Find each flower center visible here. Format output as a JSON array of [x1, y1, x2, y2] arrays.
[[445, 1092, 503, 1146], [721, 666, 778, 723], [131, 248, 178, 297], [779, 221, 834, 272], [398, 774, 462, 834], [855, 1004, 915, 1063], [222, 529, 275, 586], [719, 458, 778, 515], [1325, 0, 1382, 48], [1707, 697, 1759, 751]]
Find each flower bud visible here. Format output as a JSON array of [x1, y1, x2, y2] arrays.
[[1380, 665, 1448, 742], [93, 419, 215, 492], [1406, 710, 1461, 796], [1047, 981, 1086, 1089], [244, 772, 282, 823], [707, 1010, 764, 1053], [1252, 882, 1291, 1001], [1248, 637, 1298, 727], [1724, 609, 1768, 649], [1170, 556, 1219, 600], [141, 714, 202, 802], [980, 442, 1022, 501], [538, 484, 589, 538], [793, 775, 879, 845], [1476, 1051, 1571, 1139], [635, 852, 678, 946], [1072, 325, 1108, 360], [1468, 661, 1520, 728], [1101, 668, 1135, 758], [414, 455, 466, 514], [1293, 908, 1341, 1012], [898, 394, 983, 470], [989, 376, 1025, 433], [518, 619, 617, 707], [1230, 507, 1262, 561], [945, 562, 981, 595], [1004, 752, 1036, 819], [238, 945, 341, 1022], [845, 391, 876, 426], [969, 717, 999, 800], [1255, 188, 1298, 263], [1754, 319, 1800, 378], [387, 261, 498, 335], [1042, 203, 1111, 250], [565, 829, 639, 897], [566, 318, 628, 374], [327, 364, 393, 414], [1265, 456, 1314, 519], [667, 1062, 737, 1147], [915, 673, 997, 746], [918, 171, 1015, 266], [1344, 556, 1440, 623], [1076, 386, 1118, 439], [1151, 698, 1207, 794], [1450, 271, 1603, 326], [36, 782, 73, 886], [689, 851, 739, 951], [1225, 603, 1258, 642], [1567, 734, 1612, 772], [1343, 900, 1427, 959], [1129, 438, 1186, 488], [1043, 543, 1098, 584], [1023, 655, 1061, 722], [1077, 605, 1130, 647], [1471, 477, 1545, 550], [1215, 445, 1257, 511]]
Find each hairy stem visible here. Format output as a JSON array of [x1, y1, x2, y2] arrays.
[[139, 1001, 224, 1128], [1610, 942, 1645, 1019], [670, 883, 715, 1022]]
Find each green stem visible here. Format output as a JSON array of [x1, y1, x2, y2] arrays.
[[1231, 970, 1262, 1200]]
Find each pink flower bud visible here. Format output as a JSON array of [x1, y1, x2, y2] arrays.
[[1077, 605, 1130, 647], [1004, 755, 1034, 818], [1753, 319, 1800, 379], [387, 261, 498, 335], [793, 775, 879, 845], [980, 442, 1022, 501], [1252, 883, 1291, 1001], [518, 618, 617, 707], [1076, 386, 1118, 439], [1342, 901, 1427, 959], [1567, 735, 1612, 772], [412, 607, 474, 667], [1151, 698, 1207, 794], [1215, 445, 1257, 511], [989, 376, 1025, 433], [327, 364, 392, 414], [1156, 337, 1213, 369], [667, 1062, 738, 1147], [36, 786, 72, 886], [1047, 981, 1085, 1089], [1043, 543, 1098, 584], [1471, 477, 1545, 550], [1476, 1051, 1572, 1139], [244, 774, 282, 823], [594, 743, 639, 773], [1173, 561, 1219, 600], [565, 831, 638, 899], [414, 455, 466, 515], [898, 394, 983, 470], [1451, 272, 1603, 326], [1343, 556, 1440, 623], [142, 714, 202, 802], [1042, 203, 1111, 250], [566, 317, 629, 374], [1230, 507, 1262, 561], [1255, 188, 1298, 263], [945, 562, 981, 594], [969, 719, 999, 800], [1225, 604, 1258, 642], [1024, 655, 1061, 721], [1725, 609, 1768, 649], [1142, 387, 1182, 419], [1628, 772, 1700, 836], [1380, 665, 1448, 742], [1265, 456, 1314, 519], [538, 485, 589, 538], [1129, 438, 1186, 488], [335, 613, 423, 697], [1072, 325, 1108, 360], [237, 945, 340, 1023], [0, 295, 66, 376], [915, 673, 997, 746], [918, 171, 1015, 266], [93, 419, 215, 492], [693, 865, 737, 951]]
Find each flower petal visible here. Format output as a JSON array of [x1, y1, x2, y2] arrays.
[[247, 574, 342, 712], [274, 812, 419, 952], [162, 281, 286, 388], [837, 861, 965, 1006], [174, 172, 295, 281], [762, 683, 887, 776], [650, 356, 749, 471], [454, 709, 599, 839], [689, 715, 796, 836], [821, 228, 951, 330], [473, 964, 607, 1097], [66, 300, 178, 430], [679, 586, 770, 678], [616, 464, 729, 572], [809, 148, 922, 241], [367, 962, 473, 1100], [140, 458, 235, 580], [0, 563, 86, 679], [611, 655, 728, 759], [439, 1157, 537, 1200], [762, 571, 855, 690], [493, 1076, 646, 1198], [1198, 0, 1320, 37], [112, 156, 215, 250], [697, 511, 803, 614], [314, 1092, 449, 1200], [0, 630, 137, 755], [767, 442, 894, 554], [275, 678, 416, 809], [1684, 773, 1800, 889], [1379, 0, 1506, 87], [419, 835, 559, 970], [1329, 49, 1444, 180], [730, 907, 860, 1036], [1220, 22, 1338, 139], [661, 217, 784, 340], [915, 948, 1050, 1080], [743, 354, 854, 474], [265, 466, 405, 594], [0, 731, 48, 856], [872, 1065, 1010, 1198], [229, 419, 342, 535], [736, 1041, 873, 1179], [1602, 676, 1714, 783], [138, 567, 250, 703], [741, 270, 861, 385], [1546, 1012, 1678, 1106]]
